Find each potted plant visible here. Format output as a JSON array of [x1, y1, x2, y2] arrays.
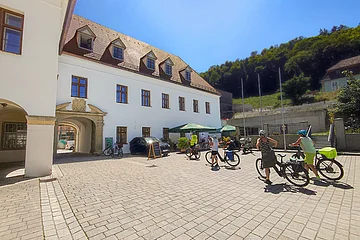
[[177, 137, 189, 153]]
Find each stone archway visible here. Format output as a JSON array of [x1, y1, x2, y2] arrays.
[[55, 99, 107, 155]]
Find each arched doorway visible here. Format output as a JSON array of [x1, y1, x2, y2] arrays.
[[0, 99, 28, 163], [55, 100, 106, 155]]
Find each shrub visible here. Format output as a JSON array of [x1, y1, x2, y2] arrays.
[[177, 137, 189, 149]]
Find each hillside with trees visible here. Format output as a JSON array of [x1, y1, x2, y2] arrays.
[[200, 25, 360, 102]]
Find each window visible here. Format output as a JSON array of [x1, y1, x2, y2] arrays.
[[147, 58, 155, 70], [142, 127, 150, 137], [331, 81, 339, 91], [205, 102, 210, 114], [165, 64, 172, 75], [116, 127, 127, 144], [142, 89, 151, 107], [193, 100, 199, 113], [179, 97, 185, 111], [163, 128, 169, 141], [0, 8, 24, 54], [116, 85, 128, 103], [113, 46, 123, 60], [185, 71, 191, 81], [71, 76, 87, 98], [162, 93, 169, 109], [2, 123, 26, 149], [79, 33, 93, 50]]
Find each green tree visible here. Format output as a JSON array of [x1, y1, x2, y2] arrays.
[[336, 70, 360, 118], [282, 73, 310, 105]]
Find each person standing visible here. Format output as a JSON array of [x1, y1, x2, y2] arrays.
[[256, 130, 278, 184], [210, 135, 219, 170], [290, 130, 320, 179]]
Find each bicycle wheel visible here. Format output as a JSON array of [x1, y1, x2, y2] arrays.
[[185, 148, 191, 157], [316, 158, 344, 181], [193, 150, 201, 160], [225, 152, 240, 167], [103, 147, 112, 156], [284, 163, 310, 187], [205, 151, 212, 164], [255, 158, 266, 178]]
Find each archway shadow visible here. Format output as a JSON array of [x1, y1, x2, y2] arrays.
[[264, 183, 317, 195], [0, 162, 36, 187]]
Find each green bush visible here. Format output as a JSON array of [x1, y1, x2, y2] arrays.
[[177, 137, 189, 149]]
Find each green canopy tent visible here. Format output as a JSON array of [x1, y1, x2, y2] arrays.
[[168, 123, 217, 133], [220, 125, 236, 133]]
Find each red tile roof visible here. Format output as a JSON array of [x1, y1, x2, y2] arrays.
[[63, 15, 219, 95], [327, 55, 360, 72]]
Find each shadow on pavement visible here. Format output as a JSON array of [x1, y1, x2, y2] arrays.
[[264, 183, 317, 195], [0, 162, 36, 187], [312, 179, 354, 189]]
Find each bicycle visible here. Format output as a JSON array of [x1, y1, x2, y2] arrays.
[[205, 148, 241, 167], [103, 143, 124, 158], [291, 147, 344, 181], [255, 153, 310, 187], [185, 144, 201, 160]]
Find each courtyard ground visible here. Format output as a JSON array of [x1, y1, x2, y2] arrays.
[[0, 151, 359, 240]]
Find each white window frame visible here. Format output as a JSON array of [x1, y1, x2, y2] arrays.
[[147, 57, 155, 70], [185, 71, 191, 81], [165, 64, 172, 75], [112, 45, 124, 60], [78, 33, 94, 51]]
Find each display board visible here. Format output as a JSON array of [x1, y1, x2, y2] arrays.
[[148, 142, 162, 159]]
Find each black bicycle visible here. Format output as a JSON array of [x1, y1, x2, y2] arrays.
[[256, 154, 310, 187], [103, 143, 124, 158], [205, 149, 241, 167], [291, 147, 344, 181], [185, 144, 201, 160]]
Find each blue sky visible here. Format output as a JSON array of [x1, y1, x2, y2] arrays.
[[74, 0, 360, 73]]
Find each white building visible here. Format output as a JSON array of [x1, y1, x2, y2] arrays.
[[56, 15, 221, 154], [0, 4, 221, 176], [0, 0, 76, 177]]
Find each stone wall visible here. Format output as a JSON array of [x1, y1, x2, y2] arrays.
[[345, 134, 360, 151]]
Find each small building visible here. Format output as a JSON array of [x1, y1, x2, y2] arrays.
[[321, 55, 360, 92], [216, 89, 233, 119]]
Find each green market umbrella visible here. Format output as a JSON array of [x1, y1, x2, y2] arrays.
[[168, 123, 217, 133], [220, 125, 236, 132]]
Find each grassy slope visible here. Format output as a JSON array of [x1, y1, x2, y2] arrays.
[[233, 91, 339, 109]]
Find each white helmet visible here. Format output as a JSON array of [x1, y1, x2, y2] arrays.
[[259, 130, 266, 136]]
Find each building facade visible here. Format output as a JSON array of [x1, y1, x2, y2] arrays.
[[0, 0, 76, 176], [321, 55, 360, 92], [56, 15, 221, 154]]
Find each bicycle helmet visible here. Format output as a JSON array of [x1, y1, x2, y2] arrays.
[[297, 130, 307, 136], [259, 130, 266, 136]]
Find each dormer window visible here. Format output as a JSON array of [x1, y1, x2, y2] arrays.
[[165, 64, 172, 75], [79, 33, 93, 51], [76, 25, 96, 51], [185, 71, 191, 81], [110, 38, 126, 60], [113, 46, 123, 60], [144, 51, 157, 70], [147, 58, 155, 70], [162, 58, 174, 76]]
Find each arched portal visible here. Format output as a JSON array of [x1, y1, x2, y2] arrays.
[[0, 98, 28, 163], [55, 101, 106, 155]]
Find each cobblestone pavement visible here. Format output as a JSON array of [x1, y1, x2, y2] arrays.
[[0, 151, 359, 239]]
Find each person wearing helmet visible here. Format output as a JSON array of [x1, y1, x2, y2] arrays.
[[256, 130, 278, 184], [290, 130, 320, 179], [189, 132, 198, 151], [210, 134, 219, 170]]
